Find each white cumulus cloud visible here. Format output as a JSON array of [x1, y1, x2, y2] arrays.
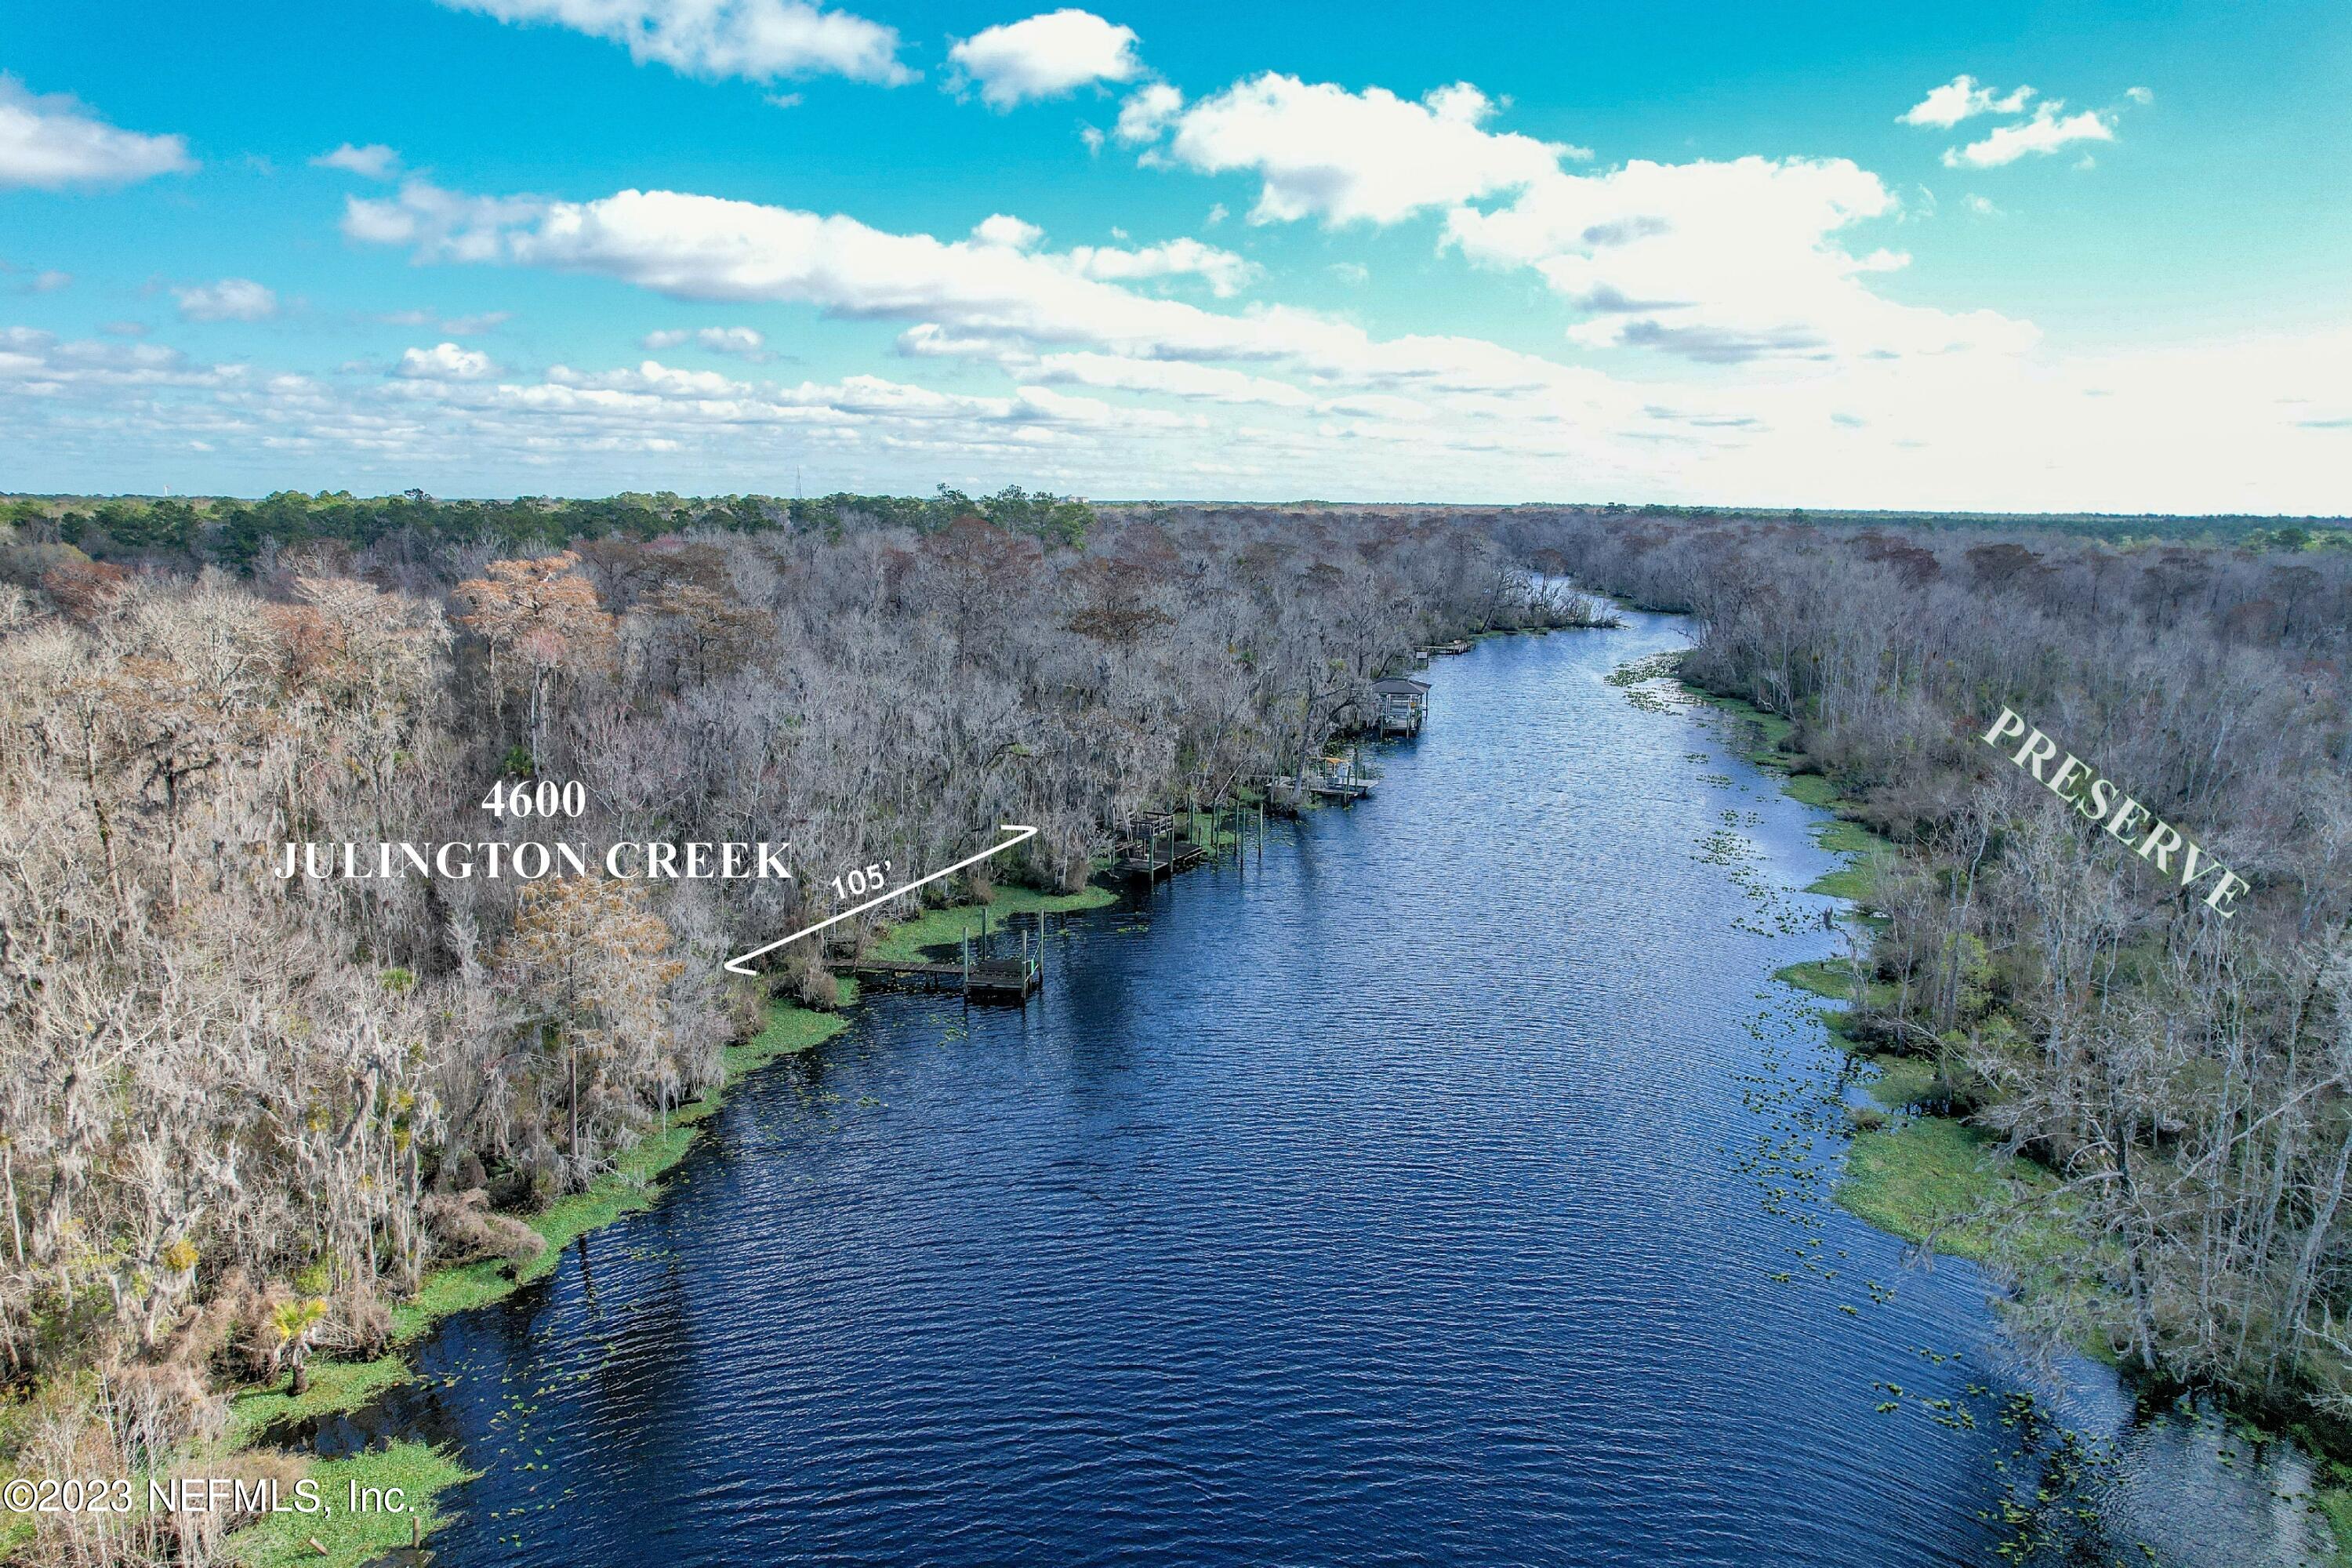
[[1114, 82, 1181, 143], [1446, 156, 2034, 362], [1160, 74, 1580, 226], [971, 212, 1046, 250], [397, 341, 498, 379], [948, 9, 1142, 109], [342, 180, 554, 260], [172, 278, 278, 322], [1060, 237, 1257, 296], [549, 358, 749, 396], [0, 327, 244, 395], [347, 181, 1253, 357], [1899, 75, 2033, 129], [1944, 102, 2116, 168], [964, 212, 1250, 296], [434, 0, 912, 85], [0, 74, 193, 189], [312, 142, 401, 179], [641, 325, 771, 358], [340, 178, 1639, 413]]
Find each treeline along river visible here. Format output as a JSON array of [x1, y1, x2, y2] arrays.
[[359, 614, 2325, 1566]]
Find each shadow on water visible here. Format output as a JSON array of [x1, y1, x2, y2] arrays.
[[339, 618, 2329, 1568]]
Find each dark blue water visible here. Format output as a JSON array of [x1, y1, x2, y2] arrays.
[[394, 617, 2327, 1567]]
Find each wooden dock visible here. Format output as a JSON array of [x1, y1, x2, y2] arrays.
[[1114, 811, 1216, 882], [1266, 747, 1379, 808], [837, 909, 1048, 1000], [1269, 776, 1372, 802], [840, 956, 1039, 999], [1115, 839, 1209, 880]]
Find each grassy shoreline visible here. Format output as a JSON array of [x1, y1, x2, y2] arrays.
[[1684, 670, 2352, 1563], [1678, 674, 2041, 1259], [222, 877, 1115, 1567]]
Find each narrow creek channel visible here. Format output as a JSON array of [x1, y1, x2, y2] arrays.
[[344, 612, 2328, 1566]]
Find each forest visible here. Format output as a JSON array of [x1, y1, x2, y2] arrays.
[[1494, 507, 2352, 1448], [5, 486, 2351, 1560], [0, 488, 1573, 1564], [0, 486, 1098, 575]]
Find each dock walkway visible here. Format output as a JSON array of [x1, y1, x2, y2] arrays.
[[841, 954, 1040, 999], [838, 916, 1047, 1000]]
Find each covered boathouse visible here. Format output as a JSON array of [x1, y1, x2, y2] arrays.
[[1369, 676, 1432, 736]]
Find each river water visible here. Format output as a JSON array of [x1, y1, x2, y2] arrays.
[[388, 614, 2329, 1567]]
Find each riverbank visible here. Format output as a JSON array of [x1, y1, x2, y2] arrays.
[[1661, 663, 2352, 1566], [213, 762, 1356, 1560], [1655, 667, 2072, 1273], [219, 878, 1116, 1568], [207, 629, 2336, 1568], [222, 615, 2325, 1568]]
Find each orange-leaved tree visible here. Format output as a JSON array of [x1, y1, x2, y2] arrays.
[[499, 875, 683, 1181], [454, 551, 615, 769]]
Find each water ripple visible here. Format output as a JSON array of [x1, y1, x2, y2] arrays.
[[412, 619, 2321, 1568]]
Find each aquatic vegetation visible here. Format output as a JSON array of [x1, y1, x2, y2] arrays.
[[1605, 651, 1693, 713], [1605, 649, 1686, 688], [1838, 1118, 2067, 1268]]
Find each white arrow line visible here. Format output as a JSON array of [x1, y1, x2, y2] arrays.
[[723, 824, 1039, 976]]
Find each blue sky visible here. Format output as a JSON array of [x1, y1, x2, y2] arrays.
[[3, 0, 2347, 509]]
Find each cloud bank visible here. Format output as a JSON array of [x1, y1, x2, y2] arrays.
[[0, 75, 193, 189], [434, 0, 912, 85]]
